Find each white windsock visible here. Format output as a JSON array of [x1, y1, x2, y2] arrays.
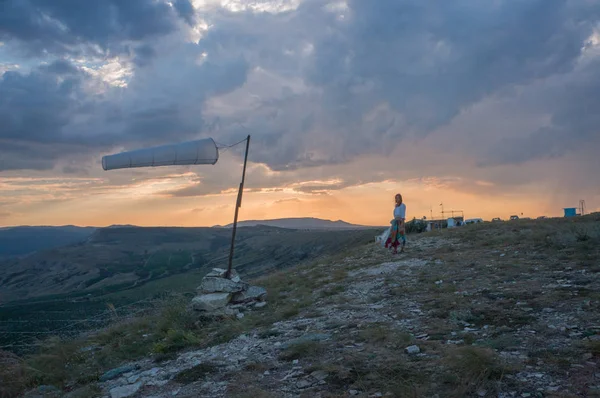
[[102, 138, 219, 171]]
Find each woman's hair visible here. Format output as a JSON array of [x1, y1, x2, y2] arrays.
[[395, 193, 403, 204]]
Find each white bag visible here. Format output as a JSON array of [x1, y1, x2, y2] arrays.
[[379, 227, 391, 247]]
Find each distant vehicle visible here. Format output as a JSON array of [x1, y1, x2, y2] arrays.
[[465, 218, 483, 224], [492, 217, 502, 222], [509, 215, 519, 220]]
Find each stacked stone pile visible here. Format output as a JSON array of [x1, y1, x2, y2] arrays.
[[190, 268, 267, 319]]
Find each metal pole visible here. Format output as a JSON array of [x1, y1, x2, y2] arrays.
[[226, 135, 251, 279]]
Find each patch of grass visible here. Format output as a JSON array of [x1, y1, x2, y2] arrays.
[[480, 335, 522, 351], [226, 377, 278, 398], [0, 350, 29, 398], [152, 328, 203, 354], [173, 362, 221, 383], [258, 329, 282, 339], [63, 384, 103, 398], [244, 362, 271, 373], [319, 284, 346, 298], [356, 323, 412, 346], [330, 268, 348, 282], [443, 346, 510, 397], [279, 341, 326, 361], [25, 337, 92, 388], [325, 352, 426, 397], [528, 348, 574, 370], [584, 340, 600, 357]]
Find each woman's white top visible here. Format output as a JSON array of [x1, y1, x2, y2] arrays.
[[394, 203, 406, 219]]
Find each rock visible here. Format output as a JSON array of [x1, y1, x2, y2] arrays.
[[206, 268, 233, 278], [254, 301, 268, 308], [198, 277, 247, 294], [310, 370, 329, 381], [191, 293, 232, 311], [127, 374, 140, 383], [99, 364, 139, 382], [231, 286, 267, 303], [296, 379, 315, 389], [282, 333, 331, 349], [109, 382, 142, 398], [236, 312, 245, 319], [405, 345, 420, 354], [79, 345, 100, 353], [349, 390, 360, 396]]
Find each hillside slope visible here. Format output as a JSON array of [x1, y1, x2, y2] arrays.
[[5, 215, 600, 398], [0, 225, 379, 303]]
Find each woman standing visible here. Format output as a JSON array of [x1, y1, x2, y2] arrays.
[[385, 193, 406, 254]]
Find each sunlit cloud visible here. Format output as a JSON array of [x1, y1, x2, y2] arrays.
[[0, 63, 19, 75], [79, 58, 134, 89]]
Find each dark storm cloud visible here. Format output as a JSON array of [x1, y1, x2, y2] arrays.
[[132, 44, 156, 67], [482, 58, 600, 167], [0, 50, 249, 171], [197, 0, 600, 171], [0, 61, 85, 144], [2, 0, 600, 176], [173, 0, 196, 26], [101, 50, 250, 144], [303, 0, 598, 149], [0, 0, 194, 57]]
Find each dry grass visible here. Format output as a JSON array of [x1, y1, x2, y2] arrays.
[[0, 350, 29, 398], [278, 341, 327, 361], [173, 362, 221, 384]]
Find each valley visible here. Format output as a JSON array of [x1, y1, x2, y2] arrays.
[[0, 223, 381, 352]]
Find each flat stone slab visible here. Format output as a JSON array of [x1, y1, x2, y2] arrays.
[[191, 293, 232, 311], [109, 382, 142, 398], [100, 364, 139, 382], [198, 277, 247, 293], [206, 268, 239, 279], [231, 286, 267, 303]]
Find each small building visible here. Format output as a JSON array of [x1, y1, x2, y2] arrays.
[[426, 219, 447, 231], [564, 208, 578, 217]]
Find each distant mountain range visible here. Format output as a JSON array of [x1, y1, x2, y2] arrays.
[[216, 217, 370, 230], [0, 218, 372, 258], [0, 225, 96, 257]]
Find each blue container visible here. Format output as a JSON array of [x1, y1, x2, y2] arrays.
[[564, 208, 577, 217]]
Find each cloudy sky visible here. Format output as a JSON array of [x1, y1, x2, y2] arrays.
[[1, 0, 599, 227]]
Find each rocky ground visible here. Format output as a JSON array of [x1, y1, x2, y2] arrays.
[[18, 217, 600, 397]]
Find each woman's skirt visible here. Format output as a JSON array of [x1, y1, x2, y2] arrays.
[[385, 219, 406, 250]]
